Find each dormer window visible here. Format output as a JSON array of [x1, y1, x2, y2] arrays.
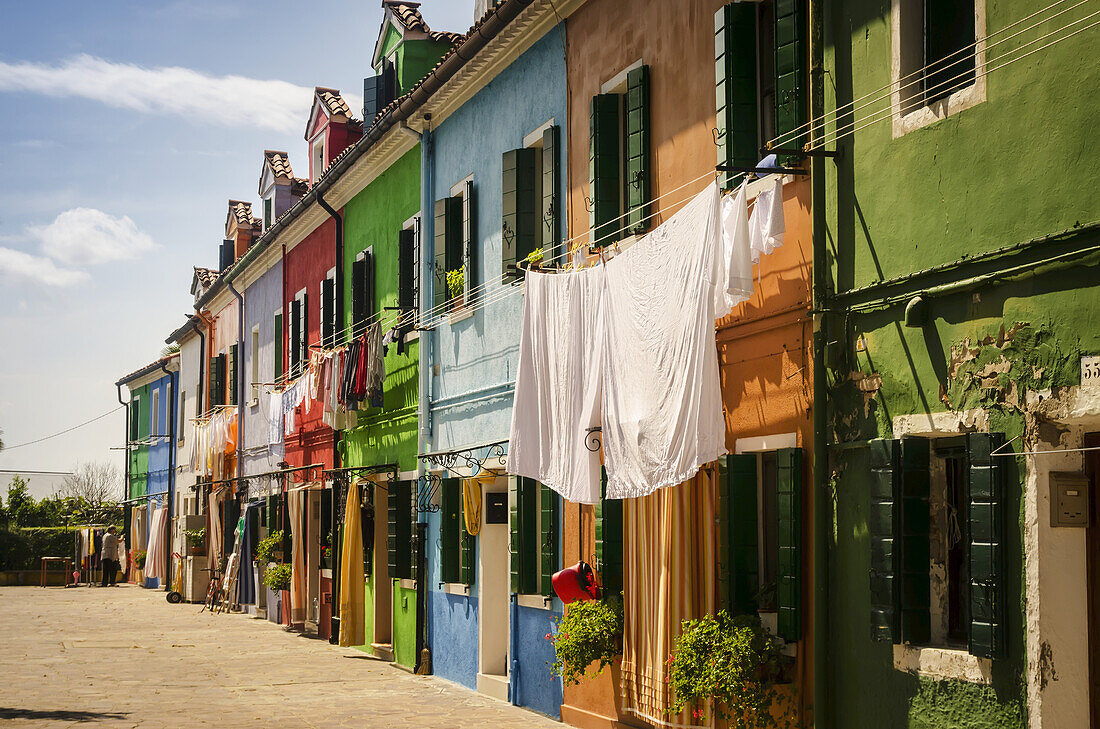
[[311, 137, 325, 183]]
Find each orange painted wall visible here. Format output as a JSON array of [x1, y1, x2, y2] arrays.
[[561, 0, 814, 726]]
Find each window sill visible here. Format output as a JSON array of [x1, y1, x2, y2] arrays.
[[516, 593, 553, 610], [892, 643, 992, 684], [396, 578, 416, 590], [248, 399, 258, 409], [891, 81, 986, 138], [441, 582, 470, 596], [447, 308, 474, 325]]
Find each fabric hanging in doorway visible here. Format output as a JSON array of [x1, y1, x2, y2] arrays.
[[338, 478, 366, 647], [619, 466, 718, 728], [288, 487, 308, 624], [207, 490, 224, 570], [144, 507, 169, 582], [236, 501, 262, 606]]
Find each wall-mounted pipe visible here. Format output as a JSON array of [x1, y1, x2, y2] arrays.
[[117, 383, 131, 547]]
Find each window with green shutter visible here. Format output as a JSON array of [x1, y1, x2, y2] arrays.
[[967, 432, 1006, 659], [775, 447, 802, 641], [899, 437, 931, 645], [289, 299, 302, 376], [869, 438, 901, 642], [541, 124, 560, 259], [321, 275, 335, 346], [462, 180, 476, 299], [352, 253, 374, 336], [773, 0, 807, 149], [440, 478, 461, 584], [273, 311, 284, 382], [434, 197, 462, 308], [228, 344, 238, 406], [589, 94, 621, 248], [502, 148, 538, 282], [388, 480, 413, 581], [595, 469, 623, 597], [540, 485, 560, 596], [129, 397, 140, 441], [398, 227, 417, 314], [509, 476, 539, 595], [460, 521, 475, 586], [209, 354, 226, 408], [721, 453, 760, 615], [624, 65, 650, 234], [715, 2, 762, 189]]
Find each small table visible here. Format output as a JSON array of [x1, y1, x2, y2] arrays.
[[40, 557, 73, 587]]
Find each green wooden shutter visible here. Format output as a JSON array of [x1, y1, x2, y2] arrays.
[[501, 148, 538, 282], [440, 478, 460, 584], [321, 276, 335, 345], [228, 344, 238, 406], [266, 494, 277, 531], [774, 0, 807, 149], [130, 400, 139, 439], [509, 476, 521, 593], [967, 432, 1006, 659], [361, 492, 374, 579], [433, 199, 449, 310], [398, 228, 416, 312], [509, 477, 538, 594], [299, 293, 308, 374], [363, 251, 376, 327], [725, 454, 759, 615], [207, 357, 216, 408], [541, 125, 560, 258], [460, 527, 475, 586], [214, 354, 226, 407], [352, 257, 365, 329], [388, 481, 411, 581], [540, 485, 559, 596], [290, 299, 301, 374], [899, 437, 931, 645], [715, 3, 760, 188], [776, 447, 802, 641], [595, 469, 623, 596], [869, 438, 900, 642], [590, 94, 621, 248], [463, 180, 476, 298], [624, 65, 651, 234], [281, 491, 292, 559], [273, 312, 284, 381]]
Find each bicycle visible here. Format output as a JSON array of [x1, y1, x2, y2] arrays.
[[165, 552, 184, 603], [200, 567, 223, 614]]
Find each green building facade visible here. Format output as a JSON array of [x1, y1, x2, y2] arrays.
[[822, 0, 1100, 726]]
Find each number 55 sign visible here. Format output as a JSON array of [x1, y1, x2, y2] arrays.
[[1082, 355, 1100, 388]]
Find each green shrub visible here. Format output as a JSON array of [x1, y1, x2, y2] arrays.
[[667, 612, 792, 728], [0, 527, 77, 570], [184, 528, 205, 548], [255, 531, 284, 564], [262, 562, 292, 592], [547, 598, 623, 685], [446, 266, 464, 300]]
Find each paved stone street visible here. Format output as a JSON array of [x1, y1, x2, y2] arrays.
[[0, 585, 561, 728]]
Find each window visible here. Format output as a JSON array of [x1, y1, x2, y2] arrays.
[[352, 252, 375, 336], [398, 218, 419, 323], [320, 269, 336, 347], [509, 477, 561, 597], [273, 310, 284, 382], [209, 353, 226, 408], [311, 137, 325, 183], [165, 382, 172, 441], [130, 395, 140, 442], [891, 0, 985, 135], [868, 433, 1006, 659], [502, 122, 560, 281], [178, 391, 187, 442], [589, 65, 650, 247], [594, 469, 623, 596], [289, 290, 308, 377], [263, 196, 274, 230], [151, 389, 160, 442], [439, 479, 476, 586], [433, 179, 473, 311], [227, 343, 238, 406], [387, 480, 416, 581], [250, 326, 260, 404], [720, 447, 802, 641]]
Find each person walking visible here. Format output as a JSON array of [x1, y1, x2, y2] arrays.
[[100, 527, 121, 587]]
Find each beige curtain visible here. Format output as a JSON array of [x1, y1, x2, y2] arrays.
[[620, 466, 718, 729], [207, 490, 224, 569], [288, 487, 308, 623], [338, 479, 366, 646]]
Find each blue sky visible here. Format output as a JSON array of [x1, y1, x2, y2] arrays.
[[0, 0, 473, 496]]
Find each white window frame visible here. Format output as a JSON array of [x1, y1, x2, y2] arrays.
[[323, 267, 337, 347], [130, 394, 140, 442], [311, 136, 325, 183], [293, 287, 307, 375], [150, 389, 160, 444], [250, 325, 261, 406], [890, 0, 987, 138], [177, 390, 187, 444]]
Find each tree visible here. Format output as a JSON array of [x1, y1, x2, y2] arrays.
[[2, 475, 64, 528], [59, 462, 123, 526]]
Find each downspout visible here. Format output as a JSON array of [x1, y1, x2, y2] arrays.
[[117, 383, 130, 555], [809, 0, 830, 726], [418, 123, 434, 449], [159, 360, 177, 588]]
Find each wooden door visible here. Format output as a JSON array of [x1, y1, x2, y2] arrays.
[[1086, 432, 1100, 729]]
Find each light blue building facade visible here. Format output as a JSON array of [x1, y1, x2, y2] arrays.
[[419, 27, 567, 718]]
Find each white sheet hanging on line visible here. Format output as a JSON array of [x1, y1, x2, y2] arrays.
[[721, 180, 754, 308], [509, 181, 768, 503], [507, 265, 605, 503], [748, 177, 785, 263], [144, 507, 169, 581]]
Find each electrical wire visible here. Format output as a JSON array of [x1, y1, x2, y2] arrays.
[[1, 406, 125, 451], [766, 0, 1094, 149]]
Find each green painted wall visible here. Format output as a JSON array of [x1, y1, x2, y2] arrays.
[[129, 384, 149, 500], [393, 582, 418, 669], [395, 39, 453, 95], [823, 1, 1100, 726]]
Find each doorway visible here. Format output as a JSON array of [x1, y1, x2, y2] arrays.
[[477, 475, 510, 701], [1085, 432, 1099, 729]]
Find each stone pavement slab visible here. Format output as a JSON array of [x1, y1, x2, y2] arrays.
[[0, 585, 561, 728]]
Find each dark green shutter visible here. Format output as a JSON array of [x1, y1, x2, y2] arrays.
[[502, 148, 538, 281], [624, 65, 650, 234], [363, 252, 375, 328], [541, 125, 560, 258], [273, 312, 284, 381], [434, 199, 448, 309], [869, 438, 900, 642], [463, 180, 476, 298], [130, 400, 139, 439], [228, 344, 238, 406], [352, 257, 365, 328], [207, 357, 216, 408], [540, 485, 559, 596], [776, 448, 802, 640], [440, 478, 460, 584], [509, 476, 521, 593], [715, 3, 760, 188], [725, 454, 759, 615], [460, 527, 475, 586], [774, 0, 807, 149], [213, 354, 226, 407], [361, 490, 374, 579], [290, 299, 301, 374], [899, 438, 931, 644], [595, 469, 623, 596], [388, 481, 411, 581], [509, 477, 538, 594], [266, 494, 277, 531], [967, 432, 1006, 659], [590, 94, 621, 248], [281, 491, 291, 559], [398, 228, 416, 312], [299, 293, 308, 373], [321, 276, 335, 345]]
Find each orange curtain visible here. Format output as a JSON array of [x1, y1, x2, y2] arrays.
[[620, 465, 718, 729], [288, 486, 309, 624]]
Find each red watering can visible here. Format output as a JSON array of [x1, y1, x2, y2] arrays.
[[552, 561, 600, 603]]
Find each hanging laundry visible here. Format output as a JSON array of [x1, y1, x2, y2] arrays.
[[268, 390, 284, 448], [509, 182, 740, 503], [720, 181, 754, 307], [363, 322, 385, 408], [748, 177, 785, 263]]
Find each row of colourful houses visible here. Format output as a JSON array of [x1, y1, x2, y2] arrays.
[[115, 0, 1100, 727]]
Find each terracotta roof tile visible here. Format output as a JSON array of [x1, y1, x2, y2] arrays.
[[228, 199, 253, 225], [385, 1, 464, 44], [193, 267, 218, 287], [291, 177, 309, 196], [263, 150, 294, 179], [315, 87, 354, 120]]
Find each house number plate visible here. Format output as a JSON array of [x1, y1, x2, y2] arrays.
[[1082, 355, 1100, 388]]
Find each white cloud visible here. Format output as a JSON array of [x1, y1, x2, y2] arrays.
[[0, 54, 363, 134], [28, 208, 157, 265], [0, 247, 87, 287]]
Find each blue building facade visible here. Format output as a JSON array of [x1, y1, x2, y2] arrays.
[[420, 27, 567, 718]]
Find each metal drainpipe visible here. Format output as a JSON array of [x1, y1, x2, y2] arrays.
[[117, 383, 130, 549], [809, 0, 830, 725], [159, 360, 177, 587], [418, 122, 434, 471]]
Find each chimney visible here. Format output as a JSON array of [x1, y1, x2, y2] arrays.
[[219, 239, 234, 272]]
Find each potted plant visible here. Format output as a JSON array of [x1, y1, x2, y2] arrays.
[[262, 563, 293, 623], [446, 265, 465, 311], [184, 528, 206, 556], [546, 597, 624, 685], [667, 611, 793, 728], [255, 530, 283, 565], [521, 247, 545, 271], [132, 549, 147, 571]]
